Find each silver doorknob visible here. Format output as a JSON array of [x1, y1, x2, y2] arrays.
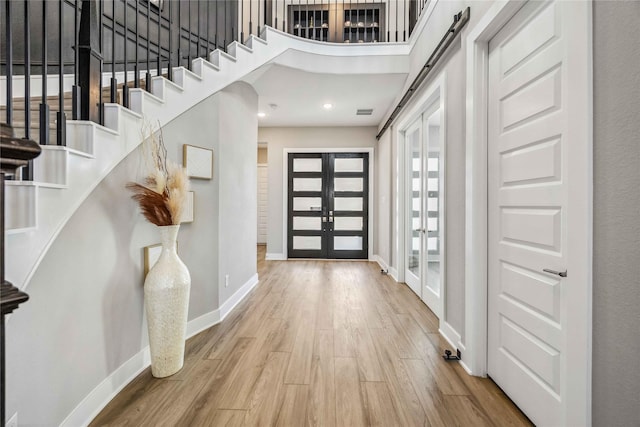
[[543, 268, 567, 278]]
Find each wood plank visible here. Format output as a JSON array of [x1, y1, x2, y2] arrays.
[[209, 410, 247, 426], [244, 351, 290, 426], [402, 358, 456, 427], [334, 357, 368, 427], [275, 384, 310, 427], [444, 395, 494, 427], [284, 304, 317, 384], [307, 329, 336, 427], [180, 337, 255, 424], [363, 381, 405, 427]]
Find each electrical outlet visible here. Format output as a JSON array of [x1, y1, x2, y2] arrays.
[[7, 412, 18, 427], [225, 274, 229, 288]]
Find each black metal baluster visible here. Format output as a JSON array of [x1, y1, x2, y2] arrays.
[[39, 1, 50, 145], [223, 0, 227, 49], [57, 0, 66, 146], [258, 0, 261, 36], [403, 0, 406, 41], [157, 0, 161, 75], [283, 0, 286, 32], [206, 1, 210, 53], [72, 0, 81, 120], [123, 0, 129, 107], [23, 1, 33, 180], [134, 0, 139, 87], [167, 0, 172, 81], [275, 0, 278, 34], [4, 0, 12, 126], [197, 0, 201, 57], [99, 0, 104, 124], [240, 0, 244, 43], [187, 1, 192, 66], [395, 0, 398, 41], [249, 0, 253, 38], [146, 0, 151, 90], [386, 0, 389, 42], [110, 0, 117, 103], [177, 0, 182, 68], [213, 0, 217, 49]]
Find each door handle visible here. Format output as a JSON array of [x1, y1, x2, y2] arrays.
[[543, 268, 567, 278]]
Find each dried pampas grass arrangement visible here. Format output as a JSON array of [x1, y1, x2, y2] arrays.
[[127, 123, 189, 226]]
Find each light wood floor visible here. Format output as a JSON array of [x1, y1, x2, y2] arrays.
[[91, 245, 532, 426]]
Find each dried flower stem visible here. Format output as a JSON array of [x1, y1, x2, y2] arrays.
[[127, 122, 188, 226]]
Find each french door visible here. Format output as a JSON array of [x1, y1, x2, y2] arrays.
[[404, 107, 444, 318], [287, 152, 369, 259]]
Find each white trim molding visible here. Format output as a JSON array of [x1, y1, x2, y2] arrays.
[[463, 0, 525, 378], [265, 253, 286, 261], [61, 273, 259, 427]]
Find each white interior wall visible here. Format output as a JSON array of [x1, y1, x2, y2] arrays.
[[5, 82, 259, 426], [257, 126, 377, 258], [217, 82, 259, 305]]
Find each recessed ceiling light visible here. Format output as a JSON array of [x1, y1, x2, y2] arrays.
[[323, 103, 333, 110], [257, 112, 266, 118]]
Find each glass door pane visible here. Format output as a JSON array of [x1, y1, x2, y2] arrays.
[[405, 119, 422, 297]]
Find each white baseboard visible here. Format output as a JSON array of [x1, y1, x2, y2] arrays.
[[265, 253, 286, 260], [60, 346, 152, 427], [372, 254, 390, 273], [438, 321, 474, 375], [439, 320, 462, 350], [388, 267, 399, 282], [219, 273, 259, 321], [186, 309, 221, 338], [61, 273, 259, 427]]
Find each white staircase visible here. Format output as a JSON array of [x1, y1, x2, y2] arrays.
[[5, 27, 411, 291]]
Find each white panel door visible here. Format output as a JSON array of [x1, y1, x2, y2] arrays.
[[488, 1, 590, 426], [257, 165, 268, 244]]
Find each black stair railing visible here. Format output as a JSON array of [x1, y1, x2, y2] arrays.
[[1, 0, 430, 179]]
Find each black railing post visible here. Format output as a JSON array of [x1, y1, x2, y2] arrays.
[[240, 0, 244, 43], [72, 0, 81, 120], [123, 0, 130, 108], [146, 0, 151, 91], [39, 1, 49, 145], [177, 0, 182, 68], [110, 0, 118, 104], [4, 0, 13, 127], [57, 0, 66, 146], [187, 1, 192, 66], [168, 0, 173, 81], [157, 1, 161, 75], [78, 0, 104, 123], [22, 1, 33, 181]]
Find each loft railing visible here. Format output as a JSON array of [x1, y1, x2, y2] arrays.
[[1, 0, 429, 179]]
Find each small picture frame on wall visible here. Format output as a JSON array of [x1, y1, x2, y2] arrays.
[[143, 242, 179, 276], [144, 244, 162, 276], [182, 191, 195, 224], [183, 144, 213, 180]]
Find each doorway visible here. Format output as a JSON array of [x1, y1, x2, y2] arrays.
[[465, 0, 592, 425], [403, 101, 444, 319], [287, 152, 369, 259]]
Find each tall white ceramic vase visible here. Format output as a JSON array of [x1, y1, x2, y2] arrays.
[[144, 224, 191, 378]]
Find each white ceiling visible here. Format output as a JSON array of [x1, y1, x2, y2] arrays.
[[249, 64, 408, 127]]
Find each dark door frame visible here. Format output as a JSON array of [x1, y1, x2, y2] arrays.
[[284, 148, 373, 260]]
